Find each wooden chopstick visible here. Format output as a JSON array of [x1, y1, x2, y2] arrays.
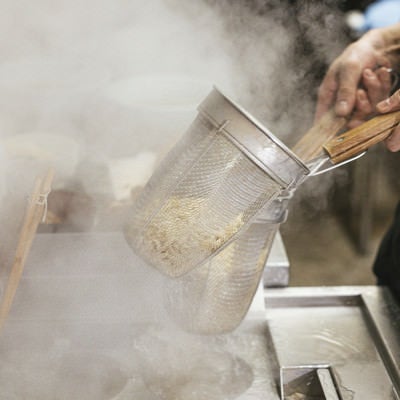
[[292, 109, 347, 162], [0, 169, 55, 331]]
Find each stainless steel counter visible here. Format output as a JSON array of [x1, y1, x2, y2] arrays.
[[0, 233, 398, 399], [265, 286, 400, 399]]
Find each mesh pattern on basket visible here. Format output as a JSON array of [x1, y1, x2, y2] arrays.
[[125, 115, 282, 277], [163, 210, 282, 334]]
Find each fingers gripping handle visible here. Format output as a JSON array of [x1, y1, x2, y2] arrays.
[[323, 110, 400, 163]]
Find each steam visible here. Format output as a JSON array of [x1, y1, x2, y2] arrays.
[[0, 1, 351, 397], [0, 0, 351, 311], [0, 0, 349, 201]]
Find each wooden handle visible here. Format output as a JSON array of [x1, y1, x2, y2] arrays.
[[0, 169, 55, 331], [292, 109, 347, 162], [323, 111, 400, 164]]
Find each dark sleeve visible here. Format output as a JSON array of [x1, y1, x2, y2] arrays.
[[373, 201, 400, 302]]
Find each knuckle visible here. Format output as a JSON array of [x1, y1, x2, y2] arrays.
[[341, 59, 360, 72], [368, 77, 380, 87], [386, 91, 400, 108], [382, 80, 392, 93], [389, 91, 400, 107], [338, 86, 354, 98], [317, 86, 334, 105]]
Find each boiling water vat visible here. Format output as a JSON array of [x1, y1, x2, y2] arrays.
[[132, 327, 254, 400], [0, 323, 273, 400], [1, 233, 399, 398], [0, 350, 129, 399], [0, 232, 281, 399]]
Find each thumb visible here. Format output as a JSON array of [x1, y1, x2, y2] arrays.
[[377, 90, 400, 113]]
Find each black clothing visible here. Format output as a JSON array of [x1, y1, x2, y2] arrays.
[[373, 201, 400, 302]]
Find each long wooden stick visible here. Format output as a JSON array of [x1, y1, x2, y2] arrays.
[[0, 169, 54, 331], [292, 109, 347, 162], [294, 109, 400, 164], [323, 110, 400, 163]]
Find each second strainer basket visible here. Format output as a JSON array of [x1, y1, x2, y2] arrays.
[[125, 88, 309, 278], [163, 193, 291, 334]]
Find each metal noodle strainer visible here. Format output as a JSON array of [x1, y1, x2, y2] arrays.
[[125, 87, 400, 334], [125, 88, 309, 278], [164, 192, 291, 334]]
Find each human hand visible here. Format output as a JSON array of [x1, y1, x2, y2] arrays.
[[376, 89, 400, 151], [338, 66, 400, 152], [347, 66, 392, 128], [315, 29, 391, 121]]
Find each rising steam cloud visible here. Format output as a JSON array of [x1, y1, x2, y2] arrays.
[[0, 1, 352, 397], [0, 0, 350, 280]]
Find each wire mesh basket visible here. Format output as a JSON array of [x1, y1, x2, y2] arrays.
[[163, 194, 291, 334], [124, 88, 309, 278]]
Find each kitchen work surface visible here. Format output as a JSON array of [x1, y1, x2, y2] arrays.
[[266, 286, 400, 399], [0, 233, 398, 399]]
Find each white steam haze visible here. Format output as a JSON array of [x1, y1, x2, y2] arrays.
[[0, 0, 351, 398], [0, 0, 349, 203]]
